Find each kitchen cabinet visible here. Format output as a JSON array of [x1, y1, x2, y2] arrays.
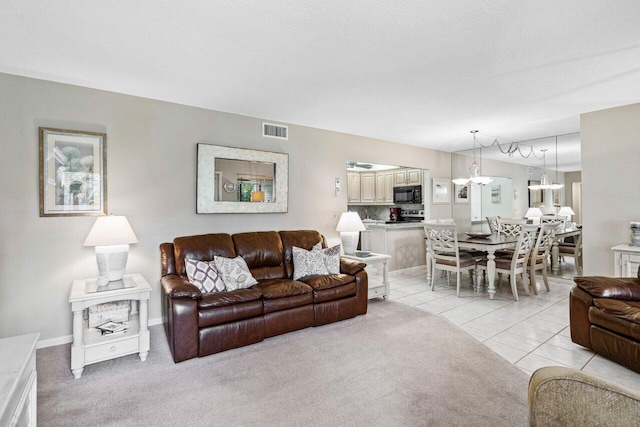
[[375, 171, 394, 203], [347, 172, 361, 202], [394, 168, 422, 186], [360, 172, 375, 203], [612, 244, 640, 277]]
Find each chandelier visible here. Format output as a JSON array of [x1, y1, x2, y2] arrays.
[[452, 130, 493, 186], [528, 136, 563, 190]]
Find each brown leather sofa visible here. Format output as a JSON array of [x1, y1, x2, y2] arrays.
[[160, 230, 368, 363], [570, 268, 640, 373]]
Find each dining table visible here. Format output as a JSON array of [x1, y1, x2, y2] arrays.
[[456, 233, 519, 300]]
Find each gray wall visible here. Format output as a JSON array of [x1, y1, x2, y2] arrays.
[[0, 72, 452, 344], [581, 102, 640, 276]]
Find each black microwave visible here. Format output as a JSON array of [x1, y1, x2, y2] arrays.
[[393, 185, 422, 204]]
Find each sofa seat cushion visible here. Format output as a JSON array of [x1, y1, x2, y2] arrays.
[[198, 288, 262, 309], [256, 279, 312, 299], [589, 306, 640, 342], [198, 300, 264, 328], [593, 298, 640, 325], [299, 274, 357, 303]]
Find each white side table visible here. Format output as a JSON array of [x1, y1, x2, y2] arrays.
[[0, 333, 39, 427], [342, 252, 391, 300], [68, 273, 151, 379]]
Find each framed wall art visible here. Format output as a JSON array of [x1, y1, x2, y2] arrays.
[[39, 127, 107, 217], [491, 184, 501, 204], [432, 179, 450, 204], [454, 183, 469, 204]]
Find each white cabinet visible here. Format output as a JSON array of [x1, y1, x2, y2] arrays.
[[375, 171, 394, 203], [612, 244, 640, 277], [348, 171, 395, 205], [360, 172, 375, 203], [347, 172, 361, 202], [394, 168, 422, 186], [406, 169, 422, 185], [0, 333, 39, 427]]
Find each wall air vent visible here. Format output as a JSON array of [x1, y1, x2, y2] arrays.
[[527, 167, 534, 175], [262, 122, 288, 140]]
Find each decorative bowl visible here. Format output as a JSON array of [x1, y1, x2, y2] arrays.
[[355, 250, 371, 257], [465, 232, 492, 239]]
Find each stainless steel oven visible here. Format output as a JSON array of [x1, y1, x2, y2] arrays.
[[393, 185, 422, 204]]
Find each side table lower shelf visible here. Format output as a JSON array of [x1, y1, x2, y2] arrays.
[[80, 315, 146, 366]]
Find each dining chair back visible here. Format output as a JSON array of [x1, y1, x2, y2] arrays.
[[477, 224, 537, 300], [497, 218, 526, 237], [529, 223, 559, 293], [541, 215, 563, 225], [486, 216, 500, 234], [559, 231, 583, 275], [424, 223, 476, 297]]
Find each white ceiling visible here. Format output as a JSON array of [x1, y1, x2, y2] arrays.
[[2, 0, 640, 171]]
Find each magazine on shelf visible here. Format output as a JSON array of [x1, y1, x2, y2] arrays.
[[96, 321, 128, 335]]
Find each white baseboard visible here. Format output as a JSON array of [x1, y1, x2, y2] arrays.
[[36, 316, 163, 349]]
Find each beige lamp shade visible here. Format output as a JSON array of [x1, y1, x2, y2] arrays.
[[558, 207, 576, 216], [336, 212, 366, 232], [83, 215, 138, 246]]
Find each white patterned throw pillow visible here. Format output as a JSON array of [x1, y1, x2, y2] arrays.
[[292, 245, 330, 280], [213, 256, 259, 291], [185, 258, 226, 293], [322, 244, 342, 274]]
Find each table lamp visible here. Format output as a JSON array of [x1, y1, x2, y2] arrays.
[[558, 206, 576, 227], [83, 215, 138, 285], [525, 207, 543, 224], [336, 212, 366, 255]]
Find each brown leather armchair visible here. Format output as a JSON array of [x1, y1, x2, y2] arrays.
[[570, 267, 640, 373], [160, 230, 368, 363]]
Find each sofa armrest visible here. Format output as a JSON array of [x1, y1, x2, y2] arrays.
[[529, 366, 640, 426], [161, 274, 202, 300], [340, 258, 366, 275], [574, 276, 640, 301]]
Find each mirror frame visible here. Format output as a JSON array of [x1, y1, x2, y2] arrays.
[[197, 144, 288, 213]]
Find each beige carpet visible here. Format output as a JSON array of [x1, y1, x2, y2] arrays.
[[37, 301, 530, 426]]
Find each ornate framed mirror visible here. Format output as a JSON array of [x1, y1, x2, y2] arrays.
[[197, 144, 288, 213]]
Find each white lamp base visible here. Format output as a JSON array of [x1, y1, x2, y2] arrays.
[[95, 244, 129, 284], [340, 231, 360, 255]]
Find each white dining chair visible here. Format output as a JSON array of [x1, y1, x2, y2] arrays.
[[559, 231, 583, 275], [477, 225, 538, 301], [497, 218, 526, 237], [528, 223, 558, 294], [424, 223, 476, 297], [486, 216, 500, 234]]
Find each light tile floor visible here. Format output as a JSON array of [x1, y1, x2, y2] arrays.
[[366, 260, 640, 392]]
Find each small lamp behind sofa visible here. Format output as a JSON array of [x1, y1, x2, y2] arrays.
[[336, 212, 365, 255]]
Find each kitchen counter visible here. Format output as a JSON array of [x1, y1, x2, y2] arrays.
[[362, 220, 424, 229], [360, 221, 426, 271]]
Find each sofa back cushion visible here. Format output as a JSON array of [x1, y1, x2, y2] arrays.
[[279, 230, 326, 279], [173, 233, 236, 276], [233, 231, 287, 280]]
